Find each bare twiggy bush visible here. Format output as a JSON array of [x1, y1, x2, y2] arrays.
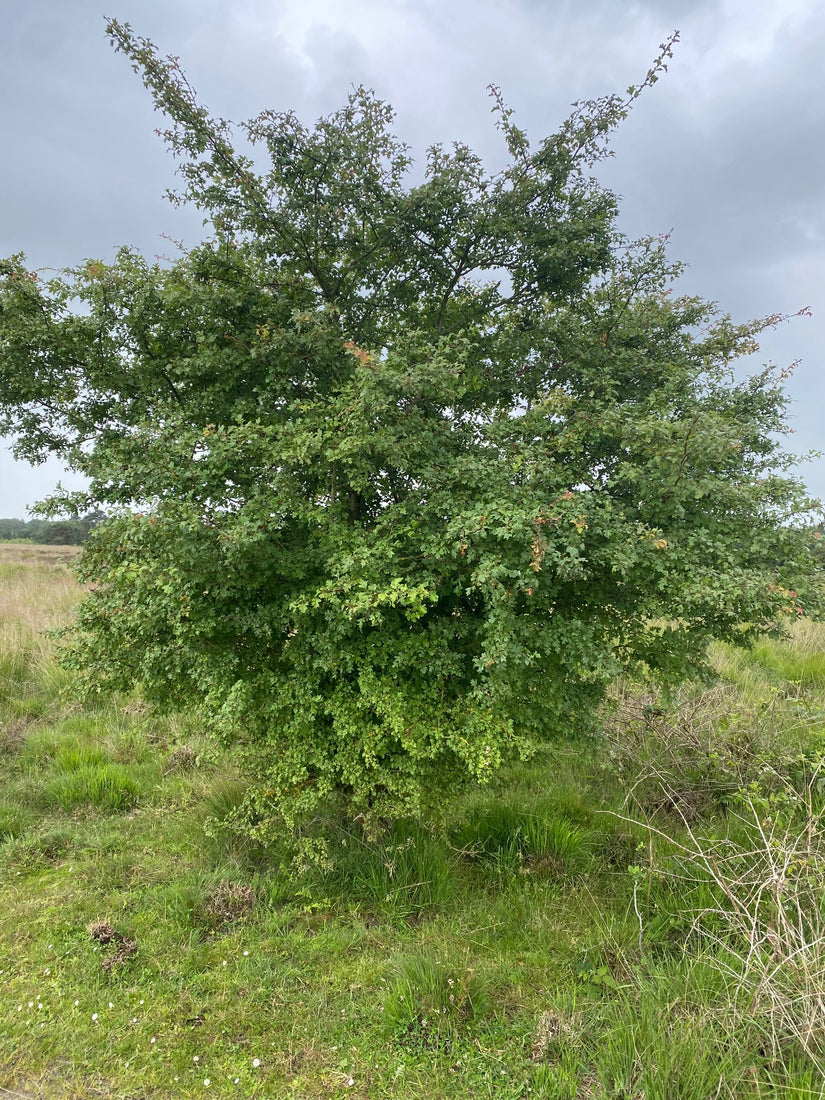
[[530, 1008, 580, 1061], [616, 761, 825, 1072], [87, 919, 119, 944], [163, 744, 200, 774], [601, 681, 761, 821], [100, 937, 138, 971], [201, 880, 256, 926]]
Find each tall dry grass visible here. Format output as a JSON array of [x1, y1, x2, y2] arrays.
[[0, 544, 82, 701]]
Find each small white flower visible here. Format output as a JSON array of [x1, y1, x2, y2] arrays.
[[252, 1058, 260, 1068], [347, 1078, 355, 1087], [92, 1013, 98, 1021], [243, 950, 249, 957], [193, 1055, 199, 1062], [150, 1037, 156, 1045], [28, 1002, 33, 1008], [108, 1002, 114, 1009], [74, 1000, 79, 1006], [234, 1079, 239, 1085], [204, 1079, 210, 1087]]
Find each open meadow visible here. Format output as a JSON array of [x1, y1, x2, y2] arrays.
[[2, 543, 825, 1098]]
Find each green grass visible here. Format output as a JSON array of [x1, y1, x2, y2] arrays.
[[2, 545, 825, 1097]]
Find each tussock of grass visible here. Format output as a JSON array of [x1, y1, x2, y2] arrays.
[[0, 801, 35, 841], [324, 821, 459, 916], [750, 637, 825, 686], [453, 800, 588, 878], [1, 545, 825, 1098], [383, 950, 493, 1043], [43, 762, 142, 812]]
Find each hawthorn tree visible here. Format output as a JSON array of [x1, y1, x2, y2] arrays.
[[0, 23, 819, 835]]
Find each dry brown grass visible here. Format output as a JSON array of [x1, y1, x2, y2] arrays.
[[0, 544, 82, 632], [0, 544, 83, 695], [0, 543, 81, 567], [782, 615, 825, 655]]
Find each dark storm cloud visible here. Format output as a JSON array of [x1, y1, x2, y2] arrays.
[[0, 0, 822, 513]]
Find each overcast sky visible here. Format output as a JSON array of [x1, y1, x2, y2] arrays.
[[1, 0, 823, 516]]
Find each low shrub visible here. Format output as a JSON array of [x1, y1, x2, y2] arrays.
[[198, 879, 257, 928], [197, 777, 279, 870]]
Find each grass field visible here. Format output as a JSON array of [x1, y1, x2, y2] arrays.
[[2, 543, 825, 1098]]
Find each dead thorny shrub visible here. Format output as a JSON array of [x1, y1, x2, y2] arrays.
[[200, 880, 256, 927], [616, 760, 825, 1073], [87, 919, 118, 945], [531, 1008, 580, 1061], [600, 680, 797, 822], [101, 938, 138, 971], [163, 744, 200, 774], [88, 919, 138, 970]]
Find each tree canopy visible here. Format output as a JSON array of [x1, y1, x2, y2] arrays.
[[0, 23, 820, 835]]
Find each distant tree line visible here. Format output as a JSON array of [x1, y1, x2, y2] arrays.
[[0, 512, 106, 545]]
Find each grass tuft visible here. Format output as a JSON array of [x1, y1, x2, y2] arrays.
[[453, 800, 587, 877], [41, 761, 142, 812], [382, 950, 493, 1043], [324, 820, 459, 916]]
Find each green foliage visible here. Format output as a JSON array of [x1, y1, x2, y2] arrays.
[[197, 776, 279, 870], [0, 23, 820, 832]]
